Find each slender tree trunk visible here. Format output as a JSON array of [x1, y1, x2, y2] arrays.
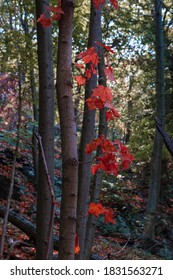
[[76, 2, 102, 259], [144, 0, 165, 239], [84, 18, 107, 259], [35, 0, 55, 259], [56, 0, 78, 260]]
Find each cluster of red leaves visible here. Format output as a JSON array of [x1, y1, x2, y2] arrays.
[[37, 2, 64, 27], [86, 85, 120, 121], [37, 1, 118, 27], [92, 0, 119, 10], [88, 202, 115, 224], [74, 47, 99, 86], [85, 135, 135, 175], [75, 43, 116, 87]]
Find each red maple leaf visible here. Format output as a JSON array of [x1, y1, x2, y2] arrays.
[[37, 13, 52, 27], [85, 135, 116, 154], [92, 0, 106, 9], [86, 97, 104, 110], [104, 208, 116, 224], [88, 202, 106, 216], [101, 138, 117, 153], [86, 86, 114, 111], [74, 75, 86, 86], [96, 42, 116, 54], [88, 202, 115, 224], [85, 137, 103, 153], [105, 102, 120, 120], [91, 162, 104, 174], [96, 153, 119, 176], [104, 66, 116, 82], [105, 109, 120, 121], [115, 140, 135, 169], [46, 5, 64, 21], [92, 0, 119, 10], [77, 47, 99, 67], [92, 85, 113, 103]]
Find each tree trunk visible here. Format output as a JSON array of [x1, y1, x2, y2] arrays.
[[76, 1, 102, 259], [56, 0, 78, 260], [35, 0, 55, 259], [84, 24, 107, 259], [144, 0, 165, 239]]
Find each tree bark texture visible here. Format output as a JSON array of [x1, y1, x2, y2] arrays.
[[56, 0, 78, 260], [35, 0, 55, 259], [76, 2, 102, 259], [144, 0, 165, 239]]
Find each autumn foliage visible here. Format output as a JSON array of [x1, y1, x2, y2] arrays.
[[36, 0, 134, 256], [37, 1, 119, 27], [88, 202, 115, 224], [85, 135, 135, 176]]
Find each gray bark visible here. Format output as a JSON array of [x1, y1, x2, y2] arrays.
[[144, 0, 165, 239], [76, 1, 102, 259], [35, 0, 54, 259], [56, 0, 78, 260]]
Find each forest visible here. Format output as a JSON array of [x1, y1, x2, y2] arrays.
[[0, 0, 173, 260]]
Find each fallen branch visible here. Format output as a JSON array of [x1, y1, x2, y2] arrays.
[[0, 206, 59, 250], [0, 206, 102, 260]]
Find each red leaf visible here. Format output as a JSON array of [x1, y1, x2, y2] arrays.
[[46, 5, 64, 21], [74, 75, 86, 86], [92, 85, 113, 103], [104, 66, 116, 82], [77, 47, 99, 67], [37, 14, 52, 27], [92, 0, 119, 10], [88, 202, 106, 216], [105, 102, 120, 119], [85, 68, 92, 79], [86, 97, 105, 110], [85, 137, 103, 153], [115, 140, 135, 169], [96, 42, 116, 54], [104, 209, 116, 224], [91, 162, 104, 174], [96, 153, 119, 175], [88, 202, 116, 224]]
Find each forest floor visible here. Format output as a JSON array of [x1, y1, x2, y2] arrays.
[[0, 141, 173, 260]]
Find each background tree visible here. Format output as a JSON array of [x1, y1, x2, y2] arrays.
[[35, 0, 55, 259], [144, 0, 165, 239], [76, 1, 101, 259]]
